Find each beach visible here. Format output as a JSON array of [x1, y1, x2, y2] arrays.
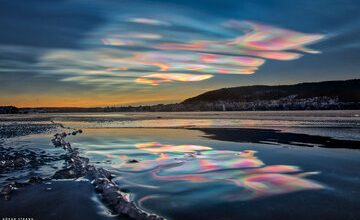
[[1, 111, 360, 220]]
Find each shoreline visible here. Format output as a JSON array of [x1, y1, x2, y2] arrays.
[[51, 130, 165, 220], [1, 110, 360, 122], [1, 116, 360, 219], [0, 125, 165, 220]]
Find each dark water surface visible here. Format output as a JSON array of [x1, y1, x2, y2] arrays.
[[1, 111, 360, 220], [63, 128, 360, 220]]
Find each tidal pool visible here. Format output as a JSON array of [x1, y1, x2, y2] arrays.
[[64, 128, 360, 220]]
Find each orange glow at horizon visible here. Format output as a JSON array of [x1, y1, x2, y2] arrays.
[[0, 89, 202, 107]]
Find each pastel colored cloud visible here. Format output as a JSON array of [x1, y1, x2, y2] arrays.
[[135, 73, 213, 85], [37, 19, 325, 88], [225, 20, 324, 51], [102, 38, 135, 46], [127, 18, 170, 26]]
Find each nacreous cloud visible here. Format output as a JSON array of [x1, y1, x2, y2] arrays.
[[39, 18, 325, 88], [127, 18, 171, 26], [135, 73, 213, 85]]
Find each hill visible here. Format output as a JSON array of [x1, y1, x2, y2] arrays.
[[183, 79, 360, 104], [8, 79, 360, 112]]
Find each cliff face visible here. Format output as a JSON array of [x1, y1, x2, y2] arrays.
[[183, 79, 360, 104]]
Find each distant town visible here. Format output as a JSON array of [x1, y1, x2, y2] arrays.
[[1, 79, 359, 113]]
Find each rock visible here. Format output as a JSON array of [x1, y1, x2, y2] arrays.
[[127, 159, 139, 163], [1, 183, 16, 200], [53, 167, 79, 179], [28, 176, 44, 184], [14, 157, 27, 167], [51, 138, 62, 147], [95, 168, 112, 179], [1, 184, 14, 194]]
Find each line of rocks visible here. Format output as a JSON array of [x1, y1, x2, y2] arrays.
[[51, 130, 165, 220]]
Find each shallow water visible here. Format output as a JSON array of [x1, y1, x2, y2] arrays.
[[1, 112, 360, 219], [64, 128, 360, 220], [2, 110, 360, 140]]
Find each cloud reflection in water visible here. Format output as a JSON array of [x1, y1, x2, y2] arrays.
[[113, 142, 324, 202]]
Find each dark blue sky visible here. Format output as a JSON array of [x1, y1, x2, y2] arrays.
[[0, 0, 359, 107]]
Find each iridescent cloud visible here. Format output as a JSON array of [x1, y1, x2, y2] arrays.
[[112, 33, 162, 40], [225, 20, 324, 51], [37, 19, 324, 88], [135, 73, 213, 85], [127, 18, 170, 26], [101, 38, 135, 46]]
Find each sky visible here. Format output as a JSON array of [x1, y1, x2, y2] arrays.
[[0, 0, 359, 107]]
